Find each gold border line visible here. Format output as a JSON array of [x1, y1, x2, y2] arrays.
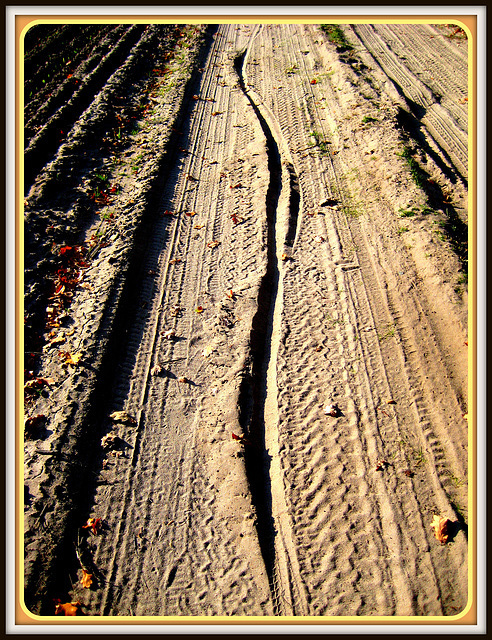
[[16, 13, 477, 628]]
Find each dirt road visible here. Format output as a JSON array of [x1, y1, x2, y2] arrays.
[[23, 22, 469, 618]]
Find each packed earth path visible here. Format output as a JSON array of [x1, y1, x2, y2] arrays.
[[23, 23, 469, 618]]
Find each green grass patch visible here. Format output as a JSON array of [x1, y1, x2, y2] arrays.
[[398, 146, 428, 189], [320, 25, 352, 52]]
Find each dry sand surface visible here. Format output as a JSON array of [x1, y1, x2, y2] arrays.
[[23, 23, 469, 618]]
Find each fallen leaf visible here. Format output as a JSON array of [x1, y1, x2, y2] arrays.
[[212, 111, 224, 116], [310, 78, 317, 84], [375, 459, 390, 471], [80, 569, 93, 588], [207, 241, 220, 249], [101, 433, 120, 450], [151, 363, 164, 376], [324, 403, 340, 417], [386, 400, 397, 405], [430, 514, 451, 544], [185, 211, 197, 217], [109, 411, 136, 425], [24, 377, 56, 391], [59, 351, 82, 367], [24, 414, 47, 438], [178, 376, 188, 384], [82, 517, 102, 535], [194, 223, 205, 230], [169, 258, 182, 264], [55, 601, 84, 616], [162, 210, 175, 216], [47, 333, 66, 347], [196, 306, 204, 313], [226, 289, 235, 299], [232, 432, 252, 446], [25, 414, 46, 429]]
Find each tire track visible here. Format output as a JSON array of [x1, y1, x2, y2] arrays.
[[243, 23, 468, 616]]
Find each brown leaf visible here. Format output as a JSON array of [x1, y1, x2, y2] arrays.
[[162, 329, 176, 340], [101, 433, 120, 450], [109, 411, 136, 425], [151, 363, 164, 376], [55, 601, 84, 616], [324, 403, 340, 417], [185, 211, 196, 217], [207, 240, 220, 249], [430, 514, 451, 544], [375, 459, 390, 471], [80, 569, 93, 588]]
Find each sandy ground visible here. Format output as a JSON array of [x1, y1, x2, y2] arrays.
[[23, 23, 469, 618]]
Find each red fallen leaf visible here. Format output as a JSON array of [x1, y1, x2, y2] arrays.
[[24, 377, 56, 391], [310, 79, 317, 84], [82, 517, 102, 535], [375, 459, 390, 471], [226, 289, 235, 299], [230, 183, 243, 189], [232, 432, 252, 446], [80, 569, 93, 588], [184, 211, 197, 217], [161, 210, 175, 216], [430, 514, 452, 544], [24, 414, 47, 438], [54, 600, 84, 616], [196, 306, 204, 313]]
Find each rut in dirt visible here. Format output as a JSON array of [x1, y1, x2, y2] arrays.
[[234, 46, 303, 615]]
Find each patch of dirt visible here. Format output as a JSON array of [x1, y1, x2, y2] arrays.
[[22, 23, 469, 618]]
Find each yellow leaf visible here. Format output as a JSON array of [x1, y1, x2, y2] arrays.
[[109, 411, 136, 425], [80, 569, 93, 588], [430, 514, 451, 544]]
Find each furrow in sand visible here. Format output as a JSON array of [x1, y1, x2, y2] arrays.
[[234, 29, 308, 616]]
